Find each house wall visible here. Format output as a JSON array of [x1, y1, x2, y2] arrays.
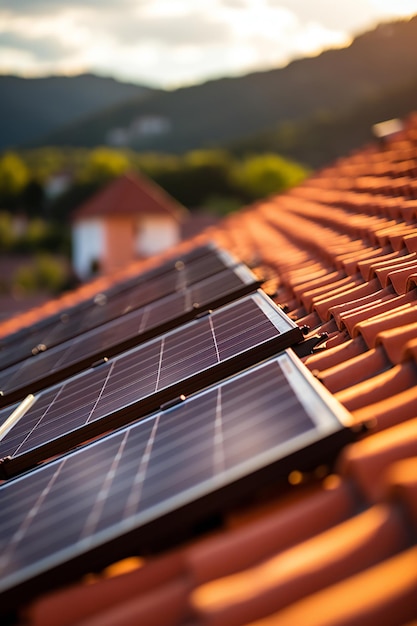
[[73, 215, 181, 279], [136, 216, 180, 257], [72, 219, 105, 280], [102, 216, 136, 274]]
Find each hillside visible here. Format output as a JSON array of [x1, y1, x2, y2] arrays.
[[0, 74, 161, 150], [39, 16, 417, 155], [230, 76, 417, 168]]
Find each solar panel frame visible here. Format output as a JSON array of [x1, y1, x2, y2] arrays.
[[0, 264, 261, 406], [0, 351, 355, 615], [0, 292, 304, 478], [0, 244, 236, 370]]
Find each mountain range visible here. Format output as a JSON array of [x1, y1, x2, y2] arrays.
[[0, 74, 158, 151], [1, 15, 417, 168]]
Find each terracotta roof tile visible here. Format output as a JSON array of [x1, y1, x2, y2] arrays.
[[351, 386, 417, 432], [335, 361, 417, 412], [316, 346, 391, 394], [192, 503, 407, 626], [338, 418, 417, 503], [244, 547, 417, 626], [354, 304, 417, 348], [72, 172, 186, 221]]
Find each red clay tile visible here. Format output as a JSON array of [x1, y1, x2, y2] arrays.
[[312, 279, 379, 321], [340, 290, 417, 336], [243, 547, 417, 626], [354, 305, 417, 348], [71, 579, 191, 626], [191, 504, 407, 626], [328, 285, 395, 327], [377, 258, 417, 292], [403, 233, 417, 252], [27, 552, 186, 626], [377, 322, 417, 364], [337, 417, 417, 502], [301, 277, 356, 314], [305, 335, 368, 371], [186, 480, 355, 586], [335, 361, 417, 413], [351, 386, 417, 433], [386, 457, 417, 528], [317, 346, 391, 394], [292, 270, 346, 300], [357, 248, 408, 281]]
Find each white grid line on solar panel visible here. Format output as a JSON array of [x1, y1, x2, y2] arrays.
[[0, 267, 256, 401], [0, 294, 287, 460], [0, 354, 342, 597], [0, 246, 232, 370]]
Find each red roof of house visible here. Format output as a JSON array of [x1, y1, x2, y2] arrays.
[[1, 113, 417, 626], [72, 172, 187, 221]]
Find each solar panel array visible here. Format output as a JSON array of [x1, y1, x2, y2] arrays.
[[0, 243, 358, 618], [0, 352, 353, 611], [0, 244, 234, 370], [0, 264, 260, 405], [0, 292, 303, 477]]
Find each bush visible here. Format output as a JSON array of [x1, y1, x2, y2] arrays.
[[230, 153, 309, 201], [14, 254, 67, 294]]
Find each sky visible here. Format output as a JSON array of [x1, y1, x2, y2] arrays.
[[1, 0, 417, 89]]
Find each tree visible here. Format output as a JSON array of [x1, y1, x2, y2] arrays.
[[231, 153, 309, 201], [0, 152, 29, 208], [14, 254, 67, 294], [79, 147, 130, 184]]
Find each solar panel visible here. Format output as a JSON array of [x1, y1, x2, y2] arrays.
[[0, 244, 236, 370], [0, 351, 354, 613], [0, 292, 304, 477], [0, 265, 260, 404]]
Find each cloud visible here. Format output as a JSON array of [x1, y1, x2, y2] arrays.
[[99, 10, 232, 47], [0, 0, 140, 14], [0, 31, 72, 61], [0, 0, 416, 87], [268, 0, 417, 32]]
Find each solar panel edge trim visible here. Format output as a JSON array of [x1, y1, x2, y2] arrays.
[[0, 353, 356, 613]]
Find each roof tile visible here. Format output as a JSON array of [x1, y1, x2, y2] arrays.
[[335, 361, 417, 412], [191, 504, 406, 626], [338, 417, 417, 503], [244, 547, 417, 626]]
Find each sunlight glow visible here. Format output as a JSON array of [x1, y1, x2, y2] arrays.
[[0, 1, 417, 87], [370, 0, 417, 17]]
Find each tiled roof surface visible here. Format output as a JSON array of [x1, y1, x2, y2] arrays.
[[72, 172, 186, 221], [3, 113, 417, 625]]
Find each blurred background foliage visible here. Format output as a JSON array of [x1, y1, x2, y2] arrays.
[[0, 146, 310, 297], [0, 146, 310, 223]]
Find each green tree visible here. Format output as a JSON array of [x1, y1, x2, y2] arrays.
[[14, 254, 67, 294], [79, 147, 130, 184], [0, 211, 15, 251], [231, 153, 308, 201], [0, 152, 29, 207]]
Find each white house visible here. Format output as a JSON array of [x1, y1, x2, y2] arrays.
[[72, 172, 187, 280]]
